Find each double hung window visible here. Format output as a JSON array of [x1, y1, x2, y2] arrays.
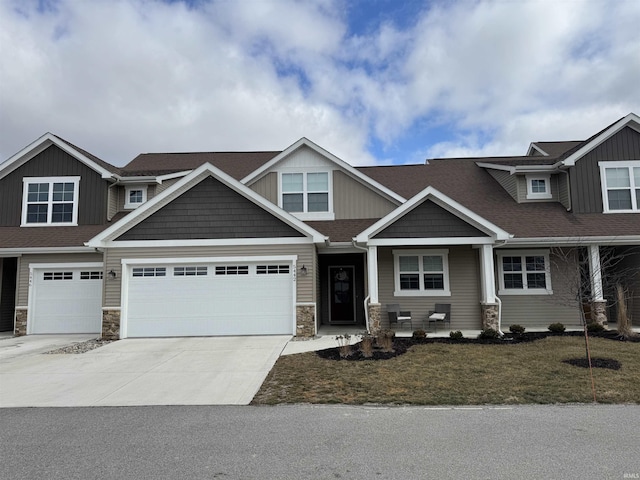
[[22, 177, 80, 226], [281, 172, 330, 214]]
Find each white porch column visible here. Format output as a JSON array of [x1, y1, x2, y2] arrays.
[[588, 245, 604, 301], [368, 246, 379, 303], [479, 244, 496, 303]]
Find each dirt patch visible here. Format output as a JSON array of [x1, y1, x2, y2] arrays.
[[562, 357, 622, 370]]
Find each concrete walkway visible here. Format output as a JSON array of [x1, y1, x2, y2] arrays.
[[0, 335, 289, 407]]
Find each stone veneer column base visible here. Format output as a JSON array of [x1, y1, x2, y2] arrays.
[[591, 300, 608, 326], [481, 303, 500, 331], [102, 309, 121, 340], [14, 309, 27, 336], [367, 303, 382, 334], [295, 304, 316, 338]]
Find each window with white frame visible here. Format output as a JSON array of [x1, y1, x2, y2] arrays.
[[393, 249, 451, 296], [497, 250, 553, 295], [124, 186, 147, 209], [526, 175, 552, 199], [599, 161, 640, 212], [21, 177, 80, 226], [281, 172, 330, 214]]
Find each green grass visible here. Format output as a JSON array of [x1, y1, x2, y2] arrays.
[[252, 337, 640, 405]]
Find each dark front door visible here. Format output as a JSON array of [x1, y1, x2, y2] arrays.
[[329, 266, 356, 324]]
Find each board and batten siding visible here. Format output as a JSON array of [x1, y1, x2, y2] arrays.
[[15, 253, 104, 306], [487, 170, 517, 201], [104, 244, 316, 307], [376, 246, 482, 330], [497, 248, 580, 329], [570, 125, 640, 214], [0, 145, 109, 226], [333, 170, 397, 219], [250, 172, 278, 205]]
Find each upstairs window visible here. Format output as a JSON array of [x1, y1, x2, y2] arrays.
[[393, 249, 451, 296], [497, 250, 552, 295], [22, 177, 80, 226], [280, 171, 332, 219], [600, 162, 640, 212], [526, 175, 552, 199], [125, 186, 147, 209]]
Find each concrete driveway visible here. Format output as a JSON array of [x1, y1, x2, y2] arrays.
[[0, 335, 290, 407]]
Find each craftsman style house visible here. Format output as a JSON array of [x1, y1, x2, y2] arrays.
[[1, 113, 639, 339]]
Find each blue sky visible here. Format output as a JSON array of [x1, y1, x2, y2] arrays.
[[1, 0, 639, 166]]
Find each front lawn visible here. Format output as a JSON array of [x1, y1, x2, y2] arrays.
[[252, 336, 640, 405]]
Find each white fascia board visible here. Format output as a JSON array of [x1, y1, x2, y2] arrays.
[[476, 162, 557, 174], [563, 113, 640, 167], [241, 137, 405, 204], [117, 176, 160, 184], [476, 162, 515, 174], [121, 255, 298, 266], [0, 247, 96, 256], [30, 262, 103, 269], [0, 133, 116, 180], [156, 170, 192, 183], [526, 143, 549, 156], [506, 236, 640, 247], [367, 237, 495, 247], [101, 237, 315, 248], [355, 186, 510, 243], [87, 162, 327, 246]]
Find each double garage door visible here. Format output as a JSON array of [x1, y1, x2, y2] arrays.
[[124, 260, 294, 337], [30, 267, 103, 334]]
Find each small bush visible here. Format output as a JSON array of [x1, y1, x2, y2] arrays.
[[509, 324, 525, 334], [587, 322, 605, 333], [548, 323, 566, 334], [359, 332, 374, 358], [478, 328, 500, 340], [449, 330, 463, 340], [335, 335, 352, 358], [377, 329, 395, 353], [412, 329, 427, 339]]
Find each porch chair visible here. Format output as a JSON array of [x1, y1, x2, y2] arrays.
[[386, 304, 412, 330], [427, 303, 451, 332]]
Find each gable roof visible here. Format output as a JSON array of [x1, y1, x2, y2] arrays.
[[0, 132, 119, 180], [241, 137, 405, 205], [87, 162, 328, 247]]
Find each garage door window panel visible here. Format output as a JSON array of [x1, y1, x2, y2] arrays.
[[215, 266, 249, 275], [174, 266, 207, 276], [132, 267, 166, 277], [44, 271, 73, 281]]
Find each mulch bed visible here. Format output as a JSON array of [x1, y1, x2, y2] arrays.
[[562, 357, 622, 370], [316, 329, 639, 361]]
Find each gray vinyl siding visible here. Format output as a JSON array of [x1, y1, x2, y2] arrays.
[[155, 178, 180, 196], [377, 246, 482, 330], [516, 175, 560, 203], [571, 126, 640, 214], [107, 185, 119, 220], [0, 145, 108, 226], [333, 171, 397, 219], [104, 244, 316, 307], [497, 248, 580, 329], [250, 172, 278, 204], [15, 252, 103, 305], [375, 200, 486, 238], [487, 170, 517, 201], [117, 176, 304, 240], [558, 172, 571, 210]]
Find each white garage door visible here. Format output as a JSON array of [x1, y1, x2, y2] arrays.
[[125, 261, 294, 337], [30, 268, 103, 334]]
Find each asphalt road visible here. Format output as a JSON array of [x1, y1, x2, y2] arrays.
[[1, 404, 638, 479]]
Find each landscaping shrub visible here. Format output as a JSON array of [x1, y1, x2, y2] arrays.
[[478, 328, 500, 340], [335, 334, 352, 358], [587, 322, 605, 333], [449, 330, 463, 340], [377, 329, 395, 352], [548, 322, 566, 334], [412, 329, 427, 339], [509, 324, 525, 334], [359, 332, 374, 358]]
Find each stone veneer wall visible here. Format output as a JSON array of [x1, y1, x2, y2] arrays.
[[296, 305, 315, 338], [367, 303, 381, 334], [14, 309, 27, 336], [591, 300, 608, 326], [481, 303, 499, 331], [102, 309, 121, 340]]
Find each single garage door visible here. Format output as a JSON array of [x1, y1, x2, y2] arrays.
[[30, 268, 103, 334], [125, 261, 294, 337]]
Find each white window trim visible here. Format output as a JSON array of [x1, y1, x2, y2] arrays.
[[599, 161, 640, 213], [21, 176, 80, 226], [392, 249, 451, 297], [278, 170, 334, 221], [124, 185, 148, 209], [525, 174, 552, 200], [497, 249, 553, 295]]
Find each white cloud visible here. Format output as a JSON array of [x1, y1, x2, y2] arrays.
[[1, 0, 639, 167]]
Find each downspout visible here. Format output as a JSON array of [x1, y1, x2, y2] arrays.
[[495, 295, 504, 336], [352, 238, 371, 332]]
